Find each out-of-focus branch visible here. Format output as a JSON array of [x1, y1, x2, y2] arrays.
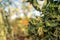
[[27, 0, 41, 11]]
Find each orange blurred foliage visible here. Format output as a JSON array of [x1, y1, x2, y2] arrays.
[[19, 20, 29, 26]]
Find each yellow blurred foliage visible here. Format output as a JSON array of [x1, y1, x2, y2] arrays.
[[15, 8, 20, 12], [21, 28, 25, 32], [43, 0, 47, 6], [28, 2, 32, 9], [38, 27, 44, 37], [10, 8, 15, 11], [22, 0, 26, 2], [0, 0, 2, 2]]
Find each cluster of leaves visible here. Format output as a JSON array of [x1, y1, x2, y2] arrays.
[[27, 0, 60, 40]]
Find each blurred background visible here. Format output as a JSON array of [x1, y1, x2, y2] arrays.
[[0, 0, 60, 40], [0, 0, 44, 40]]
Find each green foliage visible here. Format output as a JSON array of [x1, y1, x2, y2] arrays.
[[28, 0, 60, 40]]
